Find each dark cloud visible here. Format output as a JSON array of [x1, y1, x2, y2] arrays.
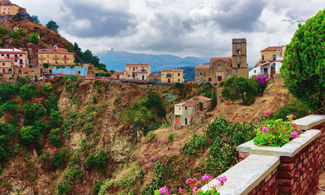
[[206, 0, 266, 32], [60, 0, 137, 38]]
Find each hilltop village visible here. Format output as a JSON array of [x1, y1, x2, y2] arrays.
[[0, 0, 323, 195]]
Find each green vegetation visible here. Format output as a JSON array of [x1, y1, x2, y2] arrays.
[[270, 98, 309, 121], [49, 128, 61, 147], [281, 10, 325, 112], [199, 82, 217, 109], [168, 134, 174, 143], [51, 147, 70, 170], [85, 150, 108, 173], [46, 20, 59, 31], [180, 134, 207, 157], [20, 84, 39, 100], [121, 93, 166, 135], [28, 33, 40, 43], [0, 123, 17, 161], [222, 76, 260, 105]]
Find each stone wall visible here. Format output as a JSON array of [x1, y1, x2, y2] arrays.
[[202, 115, 325, 194]]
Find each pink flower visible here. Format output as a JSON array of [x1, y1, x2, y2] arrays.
[[186, 178, 198, 185], [192, 187, 198, 194], [202, 174, 213, 181], [291, 132, 298, 139], [178, 187, 186, 193], [290, 115, 296, 119], [264, 112, 270, 117], [262, 127, 269, 132], [297, 128, 302, 132], [159, 187, 169, 195], [218, 176, 227, 182]]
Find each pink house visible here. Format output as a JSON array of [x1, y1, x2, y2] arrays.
[[0, 48, 28, 67]]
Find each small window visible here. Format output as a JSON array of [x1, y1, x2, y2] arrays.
[[237, 64, 240, 68], [200, 72, 202, 75], [185, 107, 187, 110], [254, 70, 256, 73], [178, 73, 180, 76], [237, 50, 241, 54], [1, 54, 4, 56], [178, 79, 180, 82], [20, 54, 22, 57], [273, 55, 276, 60]]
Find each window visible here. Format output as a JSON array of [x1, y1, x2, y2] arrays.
[[6, 54, 9, 58], [218, 76, 222, 81], [20, 54, 22, 57], [237, 64, 240, 68], [273, 55, 276, 60], [20, 60, 23, 64], [178, 79, 180, 82], [262, 55, 264, 61], [14, 54, 18, 58], [2, 63, 4, 65], [1, 54, 3, 56], [185, 107, 187, 110], [15, 59, 17, 62], [254, 70, 256, 73], [237, 50, 241, 54], [178, 73, 180, 76], [200, 72, 202, 75]]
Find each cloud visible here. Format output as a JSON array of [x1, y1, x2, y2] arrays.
[[60, 0, 137, 38]]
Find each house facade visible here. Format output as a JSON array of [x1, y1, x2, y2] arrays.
[[0, 48, 28, 68], [161, 69, 184, 83], [148, 73, 161, 82], [38, 46, 75, 66], [249, 46, 286, 78], [0, 0, 20, 16], [195, 38, 249, 82], [111, 72, 126, 80], [174, 96, 211, 126], [124, 64, 151, 80]]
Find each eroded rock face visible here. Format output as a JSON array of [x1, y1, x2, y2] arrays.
[[7, 179, 34, 195]]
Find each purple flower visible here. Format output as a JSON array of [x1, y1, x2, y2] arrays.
[[262, 127, 269, 132], [192, 187, 198, 194], [291, 115, 296, 119], [264, 112, 270, 117], [291, 132, 298, 139], [297, 128, 302, 132], [218, 176, 227, 182], [202, 174, 213, 181], [159, 187, 169, 195]]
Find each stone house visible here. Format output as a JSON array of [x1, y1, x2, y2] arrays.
[[38, 46, 75, 66], [0, 48, 28, 68], [0, 0, 20, 16], [161, 69, 184, 83], [174, 96, 211, 126], [148, 73, 161, 82], [124, 64, 151, 80], [111, 72, 126, 80], [195, 39, 249, 83]]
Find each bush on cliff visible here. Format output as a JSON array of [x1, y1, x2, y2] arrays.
[[281, 10, 325, 112]]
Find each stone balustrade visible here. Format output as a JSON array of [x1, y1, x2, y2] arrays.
[[201, 115, 325, 194]]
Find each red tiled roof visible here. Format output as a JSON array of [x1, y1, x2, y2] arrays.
[[125, 64, 150, 67], [183, 99, 199, 107], [211, 57, 232, 67], [113, 72, 125, 75], [148, 73, 161, 77], [38, 48, 74, 55], [195, 65, 209, 69], [196, 96, 211, 101], [161, 69, 183, 72], [261, 46, 282, 52]]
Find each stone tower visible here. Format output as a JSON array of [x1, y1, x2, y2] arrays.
[[232, 38, 248, 78]]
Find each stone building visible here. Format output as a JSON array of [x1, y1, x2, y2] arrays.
[[0, 48, 28, 67], [0, 0, 20, 16], [161, 69, 184, 83], [174, 96, 211, 126], [124, 64, 151, 80], [148, 73, 161, 82], [195, 38, 249, 82], [38, 46, 75, 66]]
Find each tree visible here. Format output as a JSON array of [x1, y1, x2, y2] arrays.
[[20, 84, 39, 100], [222, 76, 259, 105], [28, 33, 40, 43], [31, 15, 40, 23], [46, 20, 59, 31], [49, 110, 63, 128], [43, 63, 49, 69], [281, 10, 325, 112], [19, 126, 42, 146]]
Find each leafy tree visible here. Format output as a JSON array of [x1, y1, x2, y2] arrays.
[[17, 76, 30, 86], [19, 126, 42, 147], [0, 83, 20, 102], [49, 128, 61, 147], [23, 102, 46, 126], [49, 110, 63, 128], [46, 20, 59, 31], [222, 76, 259, 105], [20, 84, 39, 100], [85, 150, 107, 172], [0, 123, 17, 161], [51, 147, 69, 169], [28, 33, 40, 43], [0, 25, 7, 35], [31, 15, 40, 23], [0, 101, 18, 113], [281, 10, 325, 112], [44, 95, 59, 113]]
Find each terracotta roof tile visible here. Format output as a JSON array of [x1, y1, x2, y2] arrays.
[[261, 46, 282, 52], [195, 65, 209, 69], [183, 99, 199, 107], [195, 96, 211, 101], [148, 73, 161, 77], [162, 69, 183, 72]]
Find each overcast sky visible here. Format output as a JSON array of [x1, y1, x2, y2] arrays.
[[11, 0, 325, 66]]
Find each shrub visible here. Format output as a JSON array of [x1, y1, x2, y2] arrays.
[[20, 84, 39, 100], [28, 33, 40, 43], [42, 82, 52, 93], [17, 76, 30, 85], [19, 126, 42, 147], [23, 102, 46, 126], [145, 131, 156, 143], [222, 76, 259, 105], [49, 110, 63, 128], [85, 150, 108, 173], [0, 123, 17, 161], [254, 114, 302, 147], [180, 134, 207, 157], [270, 98, 309, 121], [0, 101, 18, 113], [281, 10, 325, 112], [39, 152, 50, 164], [168, 134, 174, 143], [46, 20, 59, 31], [51, 147, 70, 170], [49, 128, 61, 147], [0, 83, 20, 102]]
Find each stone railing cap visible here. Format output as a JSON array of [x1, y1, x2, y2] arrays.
[[294, 115, 325, 130], [201, 154, 280, 195], [237, 130, 321, 157]]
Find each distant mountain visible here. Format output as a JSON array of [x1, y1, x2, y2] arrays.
[[98, 50, 208, 72]]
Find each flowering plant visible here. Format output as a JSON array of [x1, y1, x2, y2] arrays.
[[155, 174, 226, 195], [254, 114, 302, 147]]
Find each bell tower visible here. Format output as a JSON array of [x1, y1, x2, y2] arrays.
[[232, 38, 248, 78]]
